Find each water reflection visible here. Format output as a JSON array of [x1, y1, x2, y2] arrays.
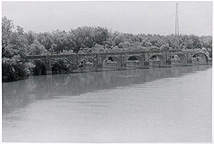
[[2, 65, 211, 115]]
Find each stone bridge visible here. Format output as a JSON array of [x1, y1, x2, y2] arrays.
[[26, 49, 211, 75]]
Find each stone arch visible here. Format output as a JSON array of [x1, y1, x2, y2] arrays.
[[52, 58, 73, 66], [126, 55, 144, 66], [51, 58, 72, 74], [32, 59, 47, 75], [102, 55, 121, 67], [192, 52, 209, 64], [79, 57, 97, 68], [149, 54, 166, 61], [66, 57, 78, 68], [149, 54, 166, 66], [172, 53, 187, 64]]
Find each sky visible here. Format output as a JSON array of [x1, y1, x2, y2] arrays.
[[2, 1, 213, 36]]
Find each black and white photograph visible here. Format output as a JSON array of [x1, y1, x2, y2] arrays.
[[2, 1, 212, 143]]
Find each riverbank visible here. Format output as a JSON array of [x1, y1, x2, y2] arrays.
[[2, 63, 212, 83]]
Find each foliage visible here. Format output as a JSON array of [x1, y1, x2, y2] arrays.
[[28, 40, 49, 55], [2, 17, 213, 81], [2, 16, 14, 55], [52, 59, 70, 74], [2, 17, 31, 82], [2, 56, 33, 82], [32, 60, 46, 75]]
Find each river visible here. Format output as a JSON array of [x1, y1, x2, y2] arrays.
[[2, 65, 212, 142]]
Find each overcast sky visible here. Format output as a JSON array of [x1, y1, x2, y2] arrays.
[[2, 1, 212, 36]]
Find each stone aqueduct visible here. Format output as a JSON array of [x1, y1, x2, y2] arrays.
[[26, 49, 211, 75]]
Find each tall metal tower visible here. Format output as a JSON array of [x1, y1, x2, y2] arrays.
[[175, 3, 179, 36], [175, 3, 179, 49]]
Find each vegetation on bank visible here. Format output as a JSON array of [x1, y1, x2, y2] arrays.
[[2, 17, 212, 82]]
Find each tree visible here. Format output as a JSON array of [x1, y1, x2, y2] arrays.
[[51, 30, 72, 53], [94, 27, 109, 46], [5, 26, 29, 57], [2, 17, 14, 57], [37, 32, 54, 51], [113, 34, 124, 46], [25, 31, 36, 45], [28, 40, 49, 55]]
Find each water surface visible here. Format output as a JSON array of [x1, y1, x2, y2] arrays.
[[2, 66, 212, 142]]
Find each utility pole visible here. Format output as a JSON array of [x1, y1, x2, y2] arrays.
[[175, 3, 179, 49], [175, 3, 179, 36]]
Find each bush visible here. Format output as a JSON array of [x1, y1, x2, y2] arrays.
[[2, 57, 28, 82]]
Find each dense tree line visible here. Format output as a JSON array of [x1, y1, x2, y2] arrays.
[[2, 17, 212, 82]]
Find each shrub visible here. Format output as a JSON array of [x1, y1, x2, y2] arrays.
[[2, 57, 28, 82]]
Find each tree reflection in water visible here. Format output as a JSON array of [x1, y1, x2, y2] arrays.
[[2, 65, 211, 115]]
